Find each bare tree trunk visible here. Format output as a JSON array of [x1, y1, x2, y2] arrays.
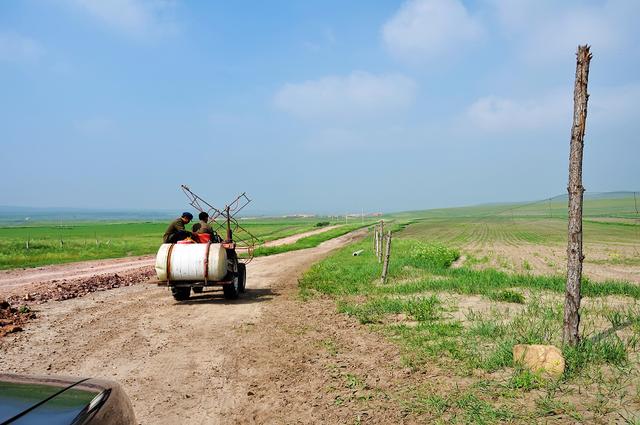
[[381, 231, 392, 284], [563, 45, 592, 346]]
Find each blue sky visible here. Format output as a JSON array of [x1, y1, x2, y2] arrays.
[[1, 0, 638, 214]]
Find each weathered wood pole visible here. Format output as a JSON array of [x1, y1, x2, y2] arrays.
[[376, 225, 381, 263], [373, 227, 378, 255], [381, 231, 392, 283], [378, 220, 384, 263], [563, 45, 592, 346], [374, 227, 380, 258]]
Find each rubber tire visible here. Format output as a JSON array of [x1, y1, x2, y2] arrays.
[[192, 287, 203, 294], [238, 263, 246, 293], [171, 286, 191, 301], [223, 267, 240, 300]]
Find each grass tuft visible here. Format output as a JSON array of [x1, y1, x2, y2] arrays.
[[487, 289, 525, 304]]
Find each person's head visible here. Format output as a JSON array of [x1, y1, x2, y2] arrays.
[[198, 212, 209, 222], [181, 212, 193, 223]]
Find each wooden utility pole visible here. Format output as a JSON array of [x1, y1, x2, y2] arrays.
[[563, 45, 592, 346]]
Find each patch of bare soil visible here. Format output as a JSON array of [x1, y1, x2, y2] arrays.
[[465, 242, 640, 284], [0, 300, 35, 337], [5, 267, 157, 305], [0, 267, 157, 337]]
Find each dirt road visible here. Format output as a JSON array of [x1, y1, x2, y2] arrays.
[[261, 224, 340, 247], [0, 228, 409, 424]]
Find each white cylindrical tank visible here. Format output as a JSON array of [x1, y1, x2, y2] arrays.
[[155, 243, 228, 282]]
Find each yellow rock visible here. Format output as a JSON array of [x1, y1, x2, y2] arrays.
[[512, 344, 565, 377]]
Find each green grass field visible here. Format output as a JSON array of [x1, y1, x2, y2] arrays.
[[0, 218, 337, 270], [393, 194, 640, 277], [298, 194, 640, 422], [394, 193, 639, 247], [300, 221, 640, 423]]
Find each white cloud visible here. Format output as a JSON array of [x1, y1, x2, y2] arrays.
[[274, 71, 416, 120], [467, 82, 640, 133], [488, 0, 639, 64], [382, 0, 483, 62], [467, 91, 570, 132], [0, 32, 43, 63], [65, 0, 178, 37], [589, 83, 640, 125]]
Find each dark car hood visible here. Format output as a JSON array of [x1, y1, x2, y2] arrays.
[[0, 375, 99, 424]]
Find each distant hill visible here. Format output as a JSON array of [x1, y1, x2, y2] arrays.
[[391, 191, 639, 220]]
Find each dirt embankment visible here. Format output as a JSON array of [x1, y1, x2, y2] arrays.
[[0, 229, 419, 424], [0, 256, 155, 293]]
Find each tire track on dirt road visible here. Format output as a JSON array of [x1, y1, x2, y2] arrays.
[[0, 229, 369, 424]]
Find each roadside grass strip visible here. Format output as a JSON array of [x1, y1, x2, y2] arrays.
[[253, 223, 372, 257], [299, 231, 640, 423]]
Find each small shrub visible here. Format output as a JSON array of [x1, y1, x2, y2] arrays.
[[508, 368, 544, 391], [476, 338, 516, 371], [488, 289, 525, 304], [467, 320, 506, 338], [409, 242, 460, 269], [604, 310, 625, 328], [563, 335, 628, 377], [406, 296, 441, 321]]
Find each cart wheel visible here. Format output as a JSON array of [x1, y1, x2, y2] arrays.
[[171, 287, 191, 301], [223, 269, 240, 300], [192, 287, 203, 294], [238, 263, 246, 293]]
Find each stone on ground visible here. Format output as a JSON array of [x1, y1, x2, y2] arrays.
[[513, 344, 565, 377]]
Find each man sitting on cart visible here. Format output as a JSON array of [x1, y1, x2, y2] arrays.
[[191, 212, 222, 243], [163, 212, 194, 243]]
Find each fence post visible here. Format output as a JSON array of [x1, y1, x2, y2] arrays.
[[377, 226, 381, 258], [374, 226, 379, 257], [381, 231, 392, 284], [563, 45, 592, 346]]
